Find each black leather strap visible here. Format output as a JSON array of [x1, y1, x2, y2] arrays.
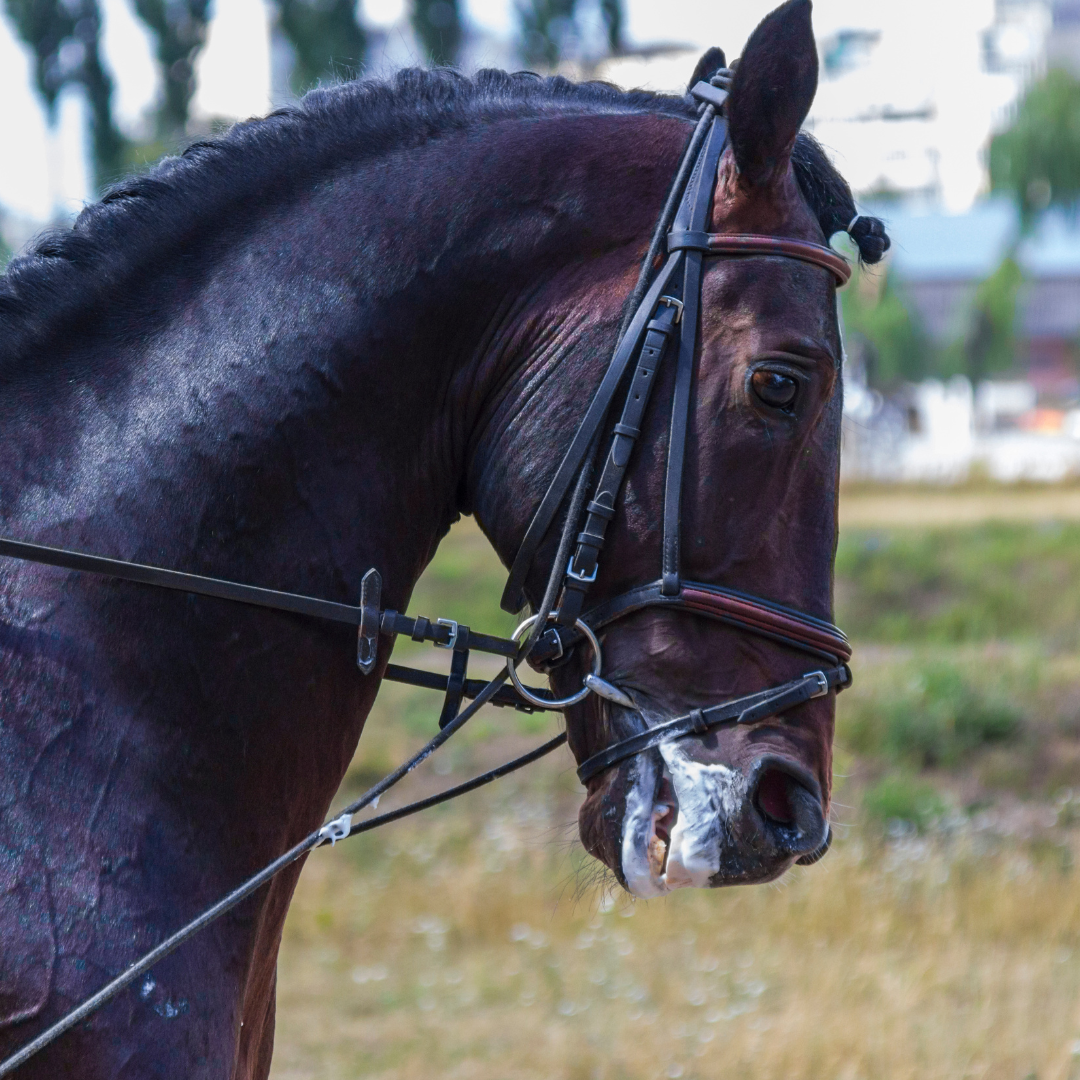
[[662, 117, 729, 595], [437, 627, 471, 729], [553, 117, 732, 623], [378, 610, 517, 658], [382, 663, 548, 711], [576, 665, 850, 783], [529, 577, 850, 669], [0, 535, 369, 626], [556, 299, 680, 626], [500, 251, 684, 613]]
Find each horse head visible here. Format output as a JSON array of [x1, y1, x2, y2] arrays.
[[474, 0, 889, 896]]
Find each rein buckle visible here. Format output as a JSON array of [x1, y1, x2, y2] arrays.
[[434, 617, 460, 650]]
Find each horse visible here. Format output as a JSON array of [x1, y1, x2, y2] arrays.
[[0, 0, 887, 1074]]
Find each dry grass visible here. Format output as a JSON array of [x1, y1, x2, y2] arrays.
[[271, 759, 1080, 1080], [269, 488, 1080, 1079], [839, 482, 1080, 528]]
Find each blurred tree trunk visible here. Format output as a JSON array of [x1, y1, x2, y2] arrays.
[[411, 0, 460, 66], [599, 0, 621, 55], [4, 0, 126, 190], [131, 0, 212, 140], [272, 0, 367, 94], [516, 0, 624, 70]]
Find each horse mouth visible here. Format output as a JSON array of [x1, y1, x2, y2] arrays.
[[613, 713, 830, 898]]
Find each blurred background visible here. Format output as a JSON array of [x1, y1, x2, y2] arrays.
[[7, 2, 1080, 1077], [6, 0, 1080, 482]]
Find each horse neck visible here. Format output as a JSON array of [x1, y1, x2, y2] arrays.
[[0, 110, 687, 610]]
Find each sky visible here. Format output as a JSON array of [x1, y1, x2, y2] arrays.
[[0, 0, 1035, 226]]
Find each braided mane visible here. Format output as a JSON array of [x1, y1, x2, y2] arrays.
[[0, 66, 885, 357]]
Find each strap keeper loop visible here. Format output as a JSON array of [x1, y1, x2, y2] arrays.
[[667, 230, 712, 253], [586, 500, 616, 521], [613, 423, 641, 439], [688, 708, 709, 735], [411, 616, 430, 642]]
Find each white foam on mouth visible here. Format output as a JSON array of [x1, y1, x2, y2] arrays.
[[659, 742, 745, 890], [619, 740, 748, 896], [620, 752, 667, 899]]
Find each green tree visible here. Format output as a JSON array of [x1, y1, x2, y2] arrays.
[[4, 0, 126, 189], [842, 270, 931, 388], [963, 256, 1022, 382], [989, 68, 1080, 223], [131, 0, 212, 140], [273, 0, 367, 94]]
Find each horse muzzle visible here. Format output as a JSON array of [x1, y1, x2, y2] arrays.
[[579, 705, 830, 897]]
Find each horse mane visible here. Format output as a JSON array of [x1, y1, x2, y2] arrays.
[[0, 66, 869, 360]]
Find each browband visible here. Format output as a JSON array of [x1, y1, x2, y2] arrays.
[[667, 230, 852, 285]]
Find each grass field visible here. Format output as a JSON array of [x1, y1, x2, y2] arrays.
[[270, 486, 1080, 1080]]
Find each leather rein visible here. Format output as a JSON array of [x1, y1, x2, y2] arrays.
[[0, 74, 852, 1075]]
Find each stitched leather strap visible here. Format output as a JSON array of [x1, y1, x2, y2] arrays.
[[558, 578, 850, 665], [576, 665, 850, 783], [662, 117, 729, 596], [667, 231, 852, 285], [499, 251, 684, 613], [556, 300, 680, 626], [553, 116, 730, 624]]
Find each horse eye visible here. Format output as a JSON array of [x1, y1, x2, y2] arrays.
[[751, 370, 798, 410]]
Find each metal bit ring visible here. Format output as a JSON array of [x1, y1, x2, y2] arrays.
[[507, 615, 602, 709]]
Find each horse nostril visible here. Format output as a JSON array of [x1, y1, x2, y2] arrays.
[[751, 761, 827, 857], [754, 767, 796, 825]]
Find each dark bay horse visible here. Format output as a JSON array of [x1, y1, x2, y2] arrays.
[[0, 0, 887, 1074]]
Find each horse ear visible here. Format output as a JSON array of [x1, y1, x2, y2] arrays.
[[686, 46, 727, 92], [727, 0, 818, 188]]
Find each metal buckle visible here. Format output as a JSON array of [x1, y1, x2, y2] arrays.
[[803, 671, 830, 699], [434, 617, 459, 650], [657, 295, 684, 323], [565, 556, 598, 584]]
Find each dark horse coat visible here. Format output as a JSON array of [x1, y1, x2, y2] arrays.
[[0, 1, 887, 1075]]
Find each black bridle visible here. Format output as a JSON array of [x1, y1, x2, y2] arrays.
[[0, 74, 852, 1075]]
